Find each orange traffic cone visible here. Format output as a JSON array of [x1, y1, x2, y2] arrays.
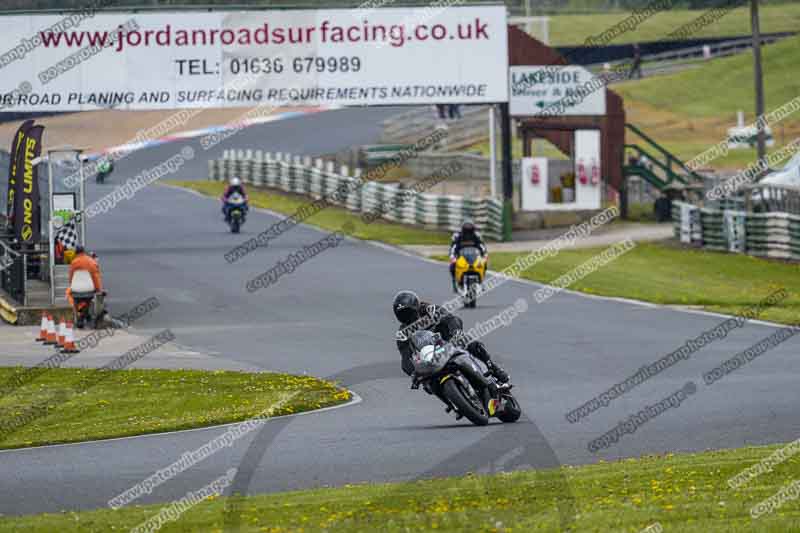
[[43, 315, 57, 345], [35, 312, 48, 342], [61, 321, 80, 354], [56, 318, 67, 349]]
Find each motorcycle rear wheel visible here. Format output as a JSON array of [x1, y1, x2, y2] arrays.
[[466, 282, 477, 308], [442, 378, 489, 426]]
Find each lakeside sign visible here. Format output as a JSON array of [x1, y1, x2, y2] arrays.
[[0, 6, 508, 111], [509, 65, 605, 117]]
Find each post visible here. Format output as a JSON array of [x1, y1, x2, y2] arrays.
[[543, 16, 550, 45], [489, 106, 497, 199], [48, 219, 55, 305], [22, 253, 27, 307], [47, 157, 55, 304], [78, 153, 86, 245], [524, 0, 531, 35], [500, 102, 513, 241], [751, 0, 766, 166], [619, 176, 629, 220]]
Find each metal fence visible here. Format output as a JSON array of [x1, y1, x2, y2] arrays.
[[211, 150, 504, 240], [403, 152, 522, 184], [749, 184, 800, 215], [0, 240, 26, 305]]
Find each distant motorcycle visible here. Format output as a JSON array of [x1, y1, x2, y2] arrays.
[[225, 192, 247, 234], [454, 246, 486, 308], [96, 159, 113, 184], [409, 330, 521, 426]]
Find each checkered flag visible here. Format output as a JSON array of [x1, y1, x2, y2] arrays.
[[55, 217, 79, 250]]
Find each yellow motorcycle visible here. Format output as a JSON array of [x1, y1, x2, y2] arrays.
[[454, 246, 486, 308]]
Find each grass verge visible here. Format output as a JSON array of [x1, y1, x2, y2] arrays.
[[470, 35, 800, 170], [3, 443, 800, 531], [166, 180, 452, 245], [547, 3, 800, 46], [441, 242, 800, 325], [0, 367, 350, 450]]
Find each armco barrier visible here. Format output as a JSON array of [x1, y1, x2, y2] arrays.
[[211, 150, 504, 240], [380, 105, 490, 151], [672, 201, 800, 260]]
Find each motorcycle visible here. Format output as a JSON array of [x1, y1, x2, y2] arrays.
[[73, 290, 107, 329], [225, 193, 247, 234], [69, 259, 107, 330], [454, 246, 486, 308], [96, 160, 113, 184], [409, 330, 521, 426]]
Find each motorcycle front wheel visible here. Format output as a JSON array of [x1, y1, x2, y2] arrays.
[[442, 378, 489, 426]]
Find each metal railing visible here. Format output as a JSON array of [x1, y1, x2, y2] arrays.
[[591, 33, 796, 75], [0, 243, 26, 306], [747, 183, 800, 215]]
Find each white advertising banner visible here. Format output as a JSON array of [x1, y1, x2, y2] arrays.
[[509, 65, 606, 117], [0, 6, 508, 111]]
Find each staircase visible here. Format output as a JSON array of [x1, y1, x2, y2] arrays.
[[623, 123, 706, 191]]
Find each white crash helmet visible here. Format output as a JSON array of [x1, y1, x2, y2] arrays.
[[230, 177, 242, 187]]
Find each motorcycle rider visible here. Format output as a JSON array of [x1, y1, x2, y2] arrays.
[[449, 220, 488, 292], [393, 290, 509, 383], [96, 157, 113, 183], [221, 176, 249, 222], [66, 246, 104, 328]]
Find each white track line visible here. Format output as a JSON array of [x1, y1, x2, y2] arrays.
[[0, 391, 362, 453]]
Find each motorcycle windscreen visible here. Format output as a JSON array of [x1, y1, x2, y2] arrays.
[[460, 246, 480, 264], [412, 344, 448, 376], [410, 330, 436, 353]]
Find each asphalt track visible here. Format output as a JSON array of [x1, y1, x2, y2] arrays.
[[2, 107, 800, 520]]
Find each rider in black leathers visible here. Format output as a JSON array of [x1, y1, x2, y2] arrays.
[[393, 290, 509, 383], [449, 220, 488, 292]]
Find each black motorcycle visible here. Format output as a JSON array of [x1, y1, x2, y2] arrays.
[[409, 330, 521, 426]]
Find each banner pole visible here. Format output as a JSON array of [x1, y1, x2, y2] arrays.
[[48, 156, 54, 305], [78, 153, 86, 245], [489, 106, 497, 199], [500, 102, 513, 242]]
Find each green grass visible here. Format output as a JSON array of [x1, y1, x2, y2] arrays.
[[443, 242, 800, 325], [624, 202, 659, 223], [615, 35, 800, 119], [166, 180, 452, 246], [470, 34, 800, 170], [615, 34, 800, 169], [0, 367, 349, 449], [4, 443, 800, 531], [547, 3, 800, 45]]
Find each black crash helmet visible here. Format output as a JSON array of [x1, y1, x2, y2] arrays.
[[393, 290, 420, 324]]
